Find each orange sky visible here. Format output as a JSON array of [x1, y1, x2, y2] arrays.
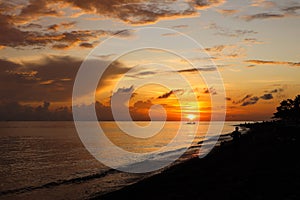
[[0, 0, 300, 121]]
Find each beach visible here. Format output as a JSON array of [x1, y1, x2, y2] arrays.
[[96, 122, 300, 200]]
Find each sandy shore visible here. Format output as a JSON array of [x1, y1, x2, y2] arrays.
[[93, 122, 300, 200]]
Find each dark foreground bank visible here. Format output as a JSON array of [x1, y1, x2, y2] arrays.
[[92, 122, 300, 200]]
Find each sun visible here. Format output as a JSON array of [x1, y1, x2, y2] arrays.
[[186, 114, 196, 121]]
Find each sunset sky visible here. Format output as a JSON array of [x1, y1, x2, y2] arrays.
[[0, 0, 300, 121]]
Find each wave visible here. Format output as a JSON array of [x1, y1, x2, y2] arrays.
[[0, 168, 117, 197]]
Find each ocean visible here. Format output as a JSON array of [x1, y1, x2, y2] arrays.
[[0, 121, 249, 199]]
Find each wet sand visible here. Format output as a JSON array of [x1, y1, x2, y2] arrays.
[[94, 122, 300, 200]]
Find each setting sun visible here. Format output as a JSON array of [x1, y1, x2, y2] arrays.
[[186, 114, 196, 121]]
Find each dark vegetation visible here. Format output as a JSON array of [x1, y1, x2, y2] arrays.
[[273, 95, 300, 122]]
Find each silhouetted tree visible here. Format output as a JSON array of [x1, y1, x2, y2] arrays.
[[273, 95, 300, 121]]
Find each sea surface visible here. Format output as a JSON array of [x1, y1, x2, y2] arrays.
[[0, 121, 250, 200]]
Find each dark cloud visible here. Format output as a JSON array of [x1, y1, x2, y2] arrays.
[[161, 32, 181, 37], [52, 43, 70, 49], [0, 98, 177, 121], [48, 21, 76, 31], [0, 12, 132, 49], [0, 101, 73, 121], [79, 42, 94, 48], [270, 88, 284, 93], [232, 90, 280, 107], [281, 5, 300, 14], [0, 0, 227, 48], [244, 2, 300, 21], [242, 13, 285, 21], [205, 45, 226, 52], [204, 44, 246, 60], [194, 0, 225, 9], [243, 38, 263, 44], [260, 93, 273, 100], [130, 100, 153, 121], [241, 96, 259, 106], [114, 85, 135, 94], [47, 24, 59, 31], [17, 0, 61, 22], [177, 66, 217, 73], [245, 60, 300, 67], [0, 56, 79, 102], [207, 23, 257, 37], [226, 97, 232, 101], [203, 87, 217, 95], [1, 0, 226, 26], [233, 94, 253, 105], [126, 70, 158, 79], [0, 56, 130, 102], [158, 91, 174, 99], [19, 23, 43, 29], [63, 0, 224, 24], [157, 89, 184, 99], [172, 24, 189, 29]]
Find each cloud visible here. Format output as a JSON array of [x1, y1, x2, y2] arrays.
[[79, 42, 94, 48], [282, 5, 300, 15], [243, 38, 264, 45], [172, 24, 189, 29], [204, 44, 247, 60], [0, 0, 227, 48], [161, 32, 181, 37], [217, 9, 239, 16], [0, 12, 133, 49], [232, 89, 279, 107], [244, 1, 300, 21], [125, 70, 158, 79], [114, 85, 135, 94], [130, 100, 153, 120], [0, 0, 227, 27], [207, 23, 258, 37], [94, 54, 117, 60], [177, 65, 220, 73], [233, 94, 253, 105], [0, 56, 130, 102], [203, 87, 217, 95], [0, 101, 73, 121], [158, 91, 173, 99], [205, 45, 226, 52], [241, 96, 259, 106], [269, 88, 284, 93], [245, 60, 300, 67], [17, 1, 63, 23], [157, 89, 184, 99], [47, 21, 76, 31], [0, 15, 130, 49], [19, 23, 43, 29], [194, 0, 225, 9], [242, 13, 285, 21], [251, 0, 276, 8], [260, 93, 273, 100]]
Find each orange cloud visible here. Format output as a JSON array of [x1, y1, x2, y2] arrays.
[[1, 0, 226, 26], [245, 60, 300, 67], [217, 9, 239, 16]]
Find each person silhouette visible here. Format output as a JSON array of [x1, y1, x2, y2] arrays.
[[231, 127, 242, 158], [231, 127, 241, 145]]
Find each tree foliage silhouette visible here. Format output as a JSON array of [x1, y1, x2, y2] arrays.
[[273, 95, 300, 121]]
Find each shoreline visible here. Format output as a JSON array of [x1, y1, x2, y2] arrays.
[[93, 122, 300, 200]]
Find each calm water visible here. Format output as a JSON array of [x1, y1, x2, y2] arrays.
[[0, 121, 248, 200]]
